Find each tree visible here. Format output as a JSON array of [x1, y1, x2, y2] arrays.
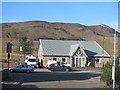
[[18, 36, 33, 60], [101, 59, 120, 87]]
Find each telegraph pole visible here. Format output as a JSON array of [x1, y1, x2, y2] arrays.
[[113, 30, 116, 90]]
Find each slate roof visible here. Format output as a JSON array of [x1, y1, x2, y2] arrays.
[[40, 39, 110, 57]]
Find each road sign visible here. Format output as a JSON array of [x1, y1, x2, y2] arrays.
[[6, 42, 12, 53], [19, 46, 22, 65]]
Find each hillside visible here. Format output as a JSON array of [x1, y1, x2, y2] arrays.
[[2, 21, 115, 41], [1, 20, 119, 60]]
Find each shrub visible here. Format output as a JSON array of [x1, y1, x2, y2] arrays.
[[101, 63, 112, 86], [101, 58, 120, 86]]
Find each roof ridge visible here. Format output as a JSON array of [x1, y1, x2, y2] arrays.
[[40, 39, 96, 42]]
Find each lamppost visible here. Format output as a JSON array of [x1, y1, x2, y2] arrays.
[[112, 30, 116, 90]]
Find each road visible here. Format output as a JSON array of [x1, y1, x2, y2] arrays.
[[2, 68, 107, 89]]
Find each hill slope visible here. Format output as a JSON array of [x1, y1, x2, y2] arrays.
[[2, 20, 115, 41], [1, 20, 119, 59]]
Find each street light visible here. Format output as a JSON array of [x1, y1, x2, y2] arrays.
[[112, 30, 116, 90]]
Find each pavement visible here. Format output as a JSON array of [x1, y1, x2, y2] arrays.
[[2, 68, 109, 89]]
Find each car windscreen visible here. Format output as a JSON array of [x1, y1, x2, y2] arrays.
[[28, 59, 36, 62]]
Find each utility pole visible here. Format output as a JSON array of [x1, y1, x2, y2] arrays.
[[113, 30, 116, 90]]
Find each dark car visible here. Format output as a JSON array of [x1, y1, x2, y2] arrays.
[[48, 63, 72, 72], [9, 64, 34, 73]]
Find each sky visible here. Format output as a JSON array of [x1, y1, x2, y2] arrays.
[[1, 0, 120, 2], [2, 2, 118, 30]]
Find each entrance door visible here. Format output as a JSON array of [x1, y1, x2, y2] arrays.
[[74, 57, 83, 67]]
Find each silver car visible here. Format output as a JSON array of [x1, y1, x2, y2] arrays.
[[48, 63, 72, 72], [9, 64, 34, 73]]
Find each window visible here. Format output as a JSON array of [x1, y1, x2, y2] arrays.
[[53, 58, 57, 61], [21, 65, 25, 68], [96, 59, 99, 63], [89, 59, 91, 62], [28, 59, 36, 62], [57, 63, 60, 66], [62, 58, 66, 62], [54, 63, 60, 66], [16, 66, 20, 68]]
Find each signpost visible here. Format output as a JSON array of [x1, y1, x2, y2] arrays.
[[20, 46, 22, 65], [6, 42, 12, 75]]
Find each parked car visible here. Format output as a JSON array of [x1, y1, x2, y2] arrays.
[[47, 60, 71, 68], [25, 55, 37, 67], [47, 63, 72, 72], [47, 59, 57, 68], [9, 64, 34, 73], [60, 61, 72, 67]]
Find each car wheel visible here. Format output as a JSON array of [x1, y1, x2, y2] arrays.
[[26, 70, 31, 73], [10, 69, 14, 73], [66, 68, 69, 72], [51, 68, 54, 72]]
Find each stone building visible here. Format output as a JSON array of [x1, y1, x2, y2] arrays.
[[38, 39, 110, 67]]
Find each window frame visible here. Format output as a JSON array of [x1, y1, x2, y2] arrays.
[[62, 58, 66, 62], [96, 59, 99, 63], [53, 58, 57, 61]]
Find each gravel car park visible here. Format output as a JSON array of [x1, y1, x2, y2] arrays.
[[2, 68, 106, 89]]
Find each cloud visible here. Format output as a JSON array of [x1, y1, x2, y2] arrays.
[[2, 20, 20, 23]]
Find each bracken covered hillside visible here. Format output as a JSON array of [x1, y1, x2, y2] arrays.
[[1, 20, 119, 59], [2, 20, 115, 41]]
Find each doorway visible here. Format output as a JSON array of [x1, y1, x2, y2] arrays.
[[74, 57, 83, 67]]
